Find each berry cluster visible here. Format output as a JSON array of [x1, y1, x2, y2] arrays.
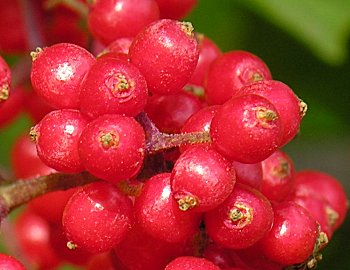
[[0, 1, 347, 270]]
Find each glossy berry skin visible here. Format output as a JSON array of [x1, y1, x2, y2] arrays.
[[293, 170, 348, 230], [0, 55, 11, 101], [232, 161, 263, 190], [205, 50, 272, 105], [258, 201, 319, 266], [260, 150, 295, 202], [11, 133, 56, 179], [129, 19, 199, 95], [171, 145, 236, 212], [145, 90, 202, 133], [28, 189, 76, 224], [180, 105, 219, 151], [30, 43, 95, 109], [23, 89, 55, 123], [63, 181, 133, 253], [165, 256, 221, 270], [237, 80, 304, 146], [114, 225, 186, 270], [0, 86, 25, 128], [155, 0, 197, 19], [104, 37, 133, 55], [188, 34, 222, 87], [15, 209, 60, 269], [50, 225, 93, 266], [0, 254, 26, 270], [80, 57, 148, 118], [210, 94, 282, 163], [88, 0, 159, 45], [205, 183, 274, 249], [134, 173, 201, 243], [34, 109, 89, 173], [78, 114, 145, 183], [291, 194, 333, 239]]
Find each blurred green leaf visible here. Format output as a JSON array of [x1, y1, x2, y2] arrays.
[[239, 0, 350, 65]]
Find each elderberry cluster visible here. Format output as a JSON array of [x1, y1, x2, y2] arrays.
[[0, 1, 347, 270]]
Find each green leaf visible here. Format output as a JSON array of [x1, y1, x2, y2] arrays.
[[238, 0, 350, 65]]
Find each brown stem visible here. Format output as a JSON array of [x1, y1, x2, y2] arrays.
[[136, 112, 212, 154], [0, 171, 98, 222]]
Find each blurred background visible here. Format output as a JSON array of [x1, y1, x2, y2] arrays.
[[0, 0, 349, 269], [188, 1, 350, 269]]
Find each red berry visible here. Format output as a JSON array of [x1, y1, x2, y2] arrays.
[[30, 43, 95, 109], [80, 57, 148, 118], [129, 19, 199, 95], [114, 224, 186, 270], [237, 80, 305, 146], [15, 209, 60, 269], [188, 34, 222, 87], [134, 173, 201, 243], [63, 181, 133, 253], [155, 0, 197, 19], [205, 50, 272, 105], [34, 109, 89, 173], [258, 201, 319, 265], [293, 170, 348, 230], [88, 0, 159, 45], [165, 256, 221, 270], [260, 150, 295, 202], [232, 161, 263, 190], [28, 189, 76, 224], [78, 114, 145, 183], [205, 183, 274, 249], [171, 145, 236, 212], [11, 132, 56, 179], [0, 254, 26, 270], [0, 86, 25, 128], [180, 105, 220, 151], [145, 90, 202, 133], [210, 94, 282, 163]]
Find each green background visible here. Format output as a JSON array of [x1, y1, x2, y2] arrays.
[[1, 0, 350, 269]]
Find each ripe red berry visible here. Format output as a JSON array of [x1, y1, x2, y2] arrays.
[[0, 86, 25, 128], [129, 19, 199, 95], [78, 114, 145, 183], [11, 132, 56, 179], [232, 161, 263, 190], [205, 183, 274, 249], [210, 94, 282, 163], [258, 201, 319, 266], [0, 254, 26, 270], [293, 170, 348, 230], [164, 256, 221, 270], [134, 173, 201, 243], [260, 150, 295, 202], [145, 90, 202, 133], [205, 50, 272, 105], [114, 224, 186, 270], [63, 181, 133, 253], [80, 57, 148, 118], [33, 109, 89, 173], [171, 145, 236, 212], [237, 80, 305, 146], [188, 34, 222, 87], [180, 105, 219, 151], [88, 0, 159, 45], [155, 0, 197, 19], [30, 43, 95, 109], [15, 209, 60, 269]]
